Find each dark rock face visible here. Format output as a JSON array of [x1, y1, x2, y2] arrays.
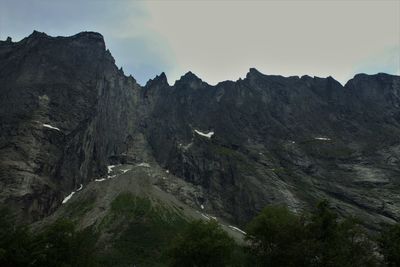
[[0, 31, 399, 229], [0, 31, 140, 221], [143, 69, 400, 228]]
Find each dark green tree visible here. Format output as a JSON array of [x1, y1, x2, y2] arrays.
[[307, 200, 377, 267], [379, 223, 400, 267], [245, 205, 309, 267], [167, 220, 235, 267], [245, 201, 378, 267]]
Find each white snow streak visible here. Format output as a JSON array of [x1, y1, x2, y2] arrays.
[[201, 204, 204, 210], [95, 165, 129, 182], [62, 192, 75, 204], [62, 184, 83, 204], [314, 137, 331, 141], [228, 225, 247, 235], [43, 124, 61, 131], [194, 129, 214, 138], [107, 165, 116, 174], [76, 184, 83, 191]]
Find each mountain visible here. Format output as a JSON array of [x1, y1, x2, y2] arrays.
[[1, 31, 399, 239]]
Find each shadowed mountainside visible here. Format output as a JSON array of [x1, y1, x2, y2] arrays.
[[0, 31, 399, 231]]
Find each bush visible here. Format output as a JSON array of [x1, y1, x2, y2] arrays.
[[245, 205, 309, 267], [167, 220, 235, 267]]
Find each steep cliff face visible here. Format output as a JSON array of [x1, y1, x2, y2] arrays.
[[144, 69, 400, 227], [0, 31, 140, 221], [0, 32, 399, 230]]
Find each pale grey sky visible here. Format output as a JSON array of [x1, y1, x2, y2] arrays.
[[1, 0, 399, 85]]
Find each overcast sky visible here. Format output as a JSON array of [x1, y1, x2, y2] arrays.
[[1, 0, 399, 85]]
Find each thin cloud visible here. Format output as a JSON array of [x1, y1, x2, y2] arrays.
[[1, 0, 399, 85], [146, 0, 400, 84]]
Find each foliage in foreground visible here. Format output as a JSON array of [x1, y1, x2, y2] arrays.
[[1, 199, 400, 267], [245, 201, 378, 267], [99, 193, 188, 267], [167, 201, 398, 267], [0, 207, 98, 267], [167, 220, 236, 267]]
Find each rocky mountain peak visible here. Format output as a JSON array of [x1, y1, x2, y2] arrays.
[[28, 30, 49, 39], [177, 71, 202, 82], [145, 72, 169, 87], [174, 71, 206, 88], [70, 31, 105, 46], [245, 67, 264, 79]]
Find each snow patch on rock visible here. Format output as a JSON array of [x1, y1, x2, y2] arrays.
[[43, 123, 61, 131], [314, 137, 331, 141], [228, 225, 246, 235], [62, 184, 83, 204], [107, 165, 116, 174], [194, 129, 214, 138]]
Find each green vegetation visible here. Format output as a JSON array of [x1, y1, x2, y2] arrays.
[[306, 200, 377, 267], [1, 199, 400, 267], [245, 201, 378, 266], [166, 220, 236, 267], [245, 205, 309, 267], [65, 193, 96, 218], [167, 201, 397, 267], [99, 193, 188, 267], [378, 223, 400, 267], [0, 207, 98, 267]]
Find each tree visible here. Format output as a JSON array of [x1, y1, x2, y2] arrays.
[[306, 200, 377, 267], [167, 220, 235, 267], [379, 223, 400, 267], [245, 205, 309, 267], [245, 201, 378, 267], [31, 219, 98, 267]]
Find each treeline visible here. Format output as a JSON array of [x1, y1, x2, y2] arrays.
[[0, 201, 399, 267], [169, 201, 400, 267], [168, 200, 399, 267]]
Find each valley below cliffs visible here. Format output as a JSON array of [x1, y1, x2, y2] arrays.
[[1, 31, 400, 235]]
